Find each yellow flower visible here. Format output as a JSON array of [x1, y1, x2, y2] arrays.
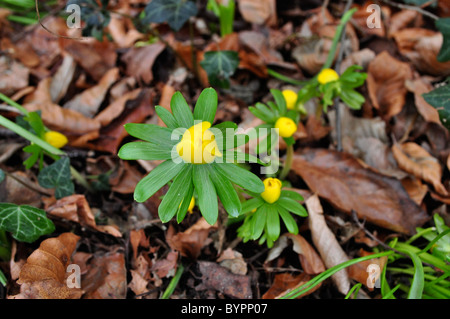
[[274, 117, 297, 138], [44, 131, 68, 149], [188, 196, 195, 214], [261, 178, 282, 204], [176, 121, 222, 164], [317, 68, 339, 85], [282, 89, 298, 110]]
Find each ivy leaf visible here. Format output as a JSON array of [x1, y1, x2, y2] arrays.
[[423, 84, 450, 130], [402, 0, 437, 7], [38, 157, 74, 199], [0, 203, 55, 243], [436, 18, 450, 62], [0, 169, 4, 183], [143, 0, 198, 31], [200, 51, 239, 89], [66, 0, 111, 40]]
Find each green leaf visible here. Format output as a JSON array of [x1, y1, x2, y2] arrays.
[[255, 102, 276, 122], [124, 123, 176, 146], [158, 165, 193, 223], [435, 18, 450, 62], [277, 197, 308, 217], [0, 169, 4, 183], [277, 205, 298, 235], [193, 165, 218, 225], [134, 160, 185, 202], [423, 84, 450, 130], [280, 190, 304, 202], [241, 197, 264, 215], [213, 162, 264, 193], [23, 111, 46, 138], [38, 157, 74, 199], [155, 105, 179, 129], [118, 142, 174, 161], [177, 180, 194, 223], [251, 205, 267, 240], [266, 204, 280, 242], [143, 0, 198, 31], [339, 89, 365, 110], [249, 106, 273, 123], [405, 251, 425, 299], [270, 89, 287, 115], [200, 50, 239, 89], [194, 88, 218, 124], [208, 165, 241, 218], [170, 91, 194, 128], [23, 144, 42, 170], [0, 203, 55, 243]]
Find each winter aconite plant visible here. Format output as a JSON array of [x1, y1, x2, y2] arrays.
[[237, 178, 308, 248], [118, 88, 265, 225]]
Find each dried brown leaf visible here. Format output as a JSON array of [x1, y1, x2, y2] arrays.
[[347, 249, 388, 289], [292, 149, 429, 234], [265, 233, 325, 275], [392, 29, 450, 76], [262, 272, 318, 299], [166, 218, 218, 259], [46, 195, 122, 237], [305, 194, 350, 295], [392, 142, 448, 196], [196, 261, 252, 299], [238, 0, 277, 26], [121, 43, 165, 84], [12, 233, 81, 299], [63, 68, 120, 118], [367, 51, 413, 119]]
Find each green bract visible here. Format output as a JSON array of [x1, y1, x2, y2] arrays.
[[249, 89, 300, 150], [297, 65, 367, 112], [237, 189, 308, 248], [118, 88, 265, 225]]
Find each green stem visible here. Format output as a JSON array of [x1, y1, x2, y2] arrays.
[[281, 250, 395, 299], [267, 69, 309, 86], [0, 115, 64, 156], [322, 8, 357, 70], [161, 263, 184, 299], [0, 93, 29, 116], [279, 144, 294, 180], [0, 230, 11, 261]]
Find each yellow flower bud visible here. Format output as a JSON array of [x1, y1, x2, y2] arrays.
[[274, 117, 297, 138], [260, 178, 282, 204], [44, 131, 68, 149], [282, 89, 298, 110], [176, 121, 222, 164], [317, 68, 339, 85], [188, 196, 195, 214]]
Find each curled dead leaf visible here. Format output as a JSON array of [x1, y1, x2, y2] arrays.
[[305, 194, 350, 295], [46, 195, 122, 237], [166, 218, 217, 259], [238, 0, 277, 26], [265, 233, 325, 275], [347, 249, 388, 289], [367, 51, 413, 119], [13, 233, 81, 299], [392, 142, 448, 196], [392, 29, 450, 76]]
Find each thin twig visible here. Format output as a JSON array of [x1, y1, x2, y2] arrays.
[[379, 0, 439, 20]]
